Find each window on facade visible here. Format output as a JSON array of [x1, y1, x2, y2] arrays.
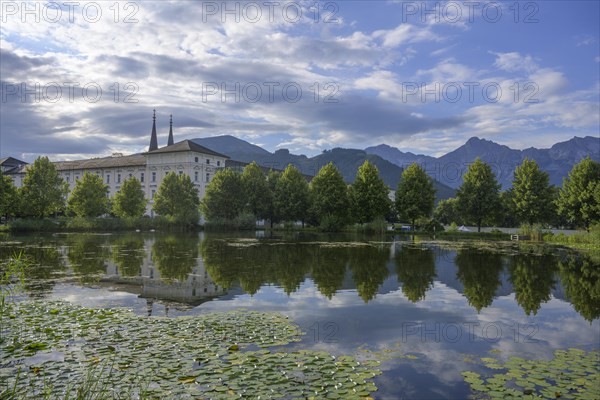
[[151, 189, 156, 199], [206, 159, 210, 165], [206, 173, 210, 183], [66, 176, 70, 183], [179, 170, 183, 175], [194, 171, 199, 182], [106, 175, 110, 184], [217, 160, 221, 167], [152, 172, 156, 182], [117, 174, 121, 183], [129, 173, 132, 179], [195, 157, 198, 162], [75, 175, 79, 180], [140, 173, 144, 183]]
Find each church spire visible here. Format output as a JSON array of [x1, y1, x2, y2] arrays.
[[168, 114, 174, 146], [149, 109, 158, 151]]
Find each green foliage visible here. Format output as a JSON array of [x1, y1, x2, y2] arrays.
[[349, 160, 392, 224], [241, 162, 272, 220], [395, 163, 435, 229], [462, 349, 600, 399], [310, 162, 349, 229], [509, 254, 557, 316], [201, 168, 244, 221], [275, 165, 310, 224], [558, 252, 600, 321], [557, 157, 600, 231], [111, 177, 147, 218], [153, 172, 200, 225], [152, 234, 199, 281], [234, 212, 257, 230], [264, 170, 281, 227], [496, 189, 520, 228], [456, 158, 501, 232], [0, 174, 18, 218], [433, 197, 463, 225], [67, 172, 109, 218], [517, 223, 548, 241], [19, 157, 68, 218], [511, 158, 556, 225]]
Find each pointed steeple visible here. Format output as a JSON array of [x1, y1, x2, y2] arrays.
[[168, 114, 174, 146], [149, 109, 158, 151]]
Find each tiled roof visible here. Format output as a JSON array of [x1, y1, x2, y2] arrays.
[[145, 140, 229, 159], [52, 154, 147, 170]]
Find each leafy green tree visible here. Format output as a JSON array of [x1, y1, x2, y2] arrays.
[[0, 174, 18, 218], [67, 172, 109, 217], [495, 190, 519, 228], [201, 169, 244, 220], [511, 158, 555, 225], [456, 158, 501, 232], [309, 162, 349, 229], [557, 157, 600, 231], [275, 165, 310, 225], [348, 245, 390, 302], [395, 163, 435, 230], [349, 160, 391, 224], [558, 252, 600, 322], [265, 170, 281, 228], [241, 162, 272, 220], [153, 172, 200, 224], [433, 197, 463, 226], [111, 177, 147, 218], [19, 156, 68, 218]]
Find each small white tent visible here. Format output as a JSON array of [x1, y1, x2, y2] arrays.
[[458, 225, 470, 232]]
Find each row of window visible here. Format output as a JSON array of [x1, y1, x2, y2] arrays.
[[194, 157, 221, 167], [64, 171, 211, 184]]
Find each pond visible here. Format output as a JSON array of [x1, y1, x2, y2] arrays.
[[1, 231, 599, 399]]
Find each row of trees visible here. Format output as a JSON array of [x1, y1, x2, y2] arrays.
[[201, 160, 394, 229], [1, 155, 598, 231], [435, 157, 600, 231], [0, 157, 200, 224]]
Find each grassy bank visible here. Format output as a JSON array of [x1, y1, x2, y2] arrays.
[[543, 229, 600, 251]]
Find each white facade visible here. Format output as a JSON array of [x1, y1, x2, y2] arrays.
[[8, 140, 229, 216]]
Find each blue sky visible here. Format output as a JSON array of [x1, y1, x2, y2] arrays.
[[0, 0, 598, 161]]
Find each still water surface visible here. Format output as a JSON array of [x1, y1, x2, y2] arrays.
[[1, 232, 598, 399]]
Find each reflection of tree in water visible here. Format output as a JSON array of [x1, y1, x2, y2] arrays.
[[558, 252, 600, 322], [455, 250, 504, 313], [509, 254, 557, 316], [348, 245, 390, 303], [201, 239, 310, 296], [67, 234, 110, 284], [395, 246, 436, 302], [112, 235, 145, 277], [309, 246, 348, 299], [0, 238, 65, 297], [152, 234, 199, 281]]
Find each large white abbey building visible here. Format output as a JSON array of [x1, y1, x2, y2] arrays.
[[4, 111, 229, 216]]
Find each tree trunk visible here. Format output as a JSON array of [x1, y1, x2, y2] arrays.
[[478, 220, 481, 233]]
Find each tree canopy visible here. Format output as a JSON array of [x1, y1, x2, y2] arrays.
[[511, 158, 555, 225], [349, 160, 391, 223], [153, 172, 200, 224], [456, 158, 501, 232], [68, 172, 109, 217], [19, 157, 68, 218], [0, 174, 17, 218], [557, 157, 600, 230], [395, 163, 435, 229], [275, 165, 310, 224], [201, 168, 244, 221], [112, 177, 147, 218], [241, 162, 272, 220], [309, 162, 349, 228]]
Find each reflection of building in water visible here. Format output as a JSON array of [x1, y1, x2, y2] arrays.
[[103, 236, 227, 308]]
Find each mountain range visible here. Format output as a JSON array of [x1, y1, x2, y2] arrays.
[[192, 135, 599, 200], [366, 136, 599, 189]]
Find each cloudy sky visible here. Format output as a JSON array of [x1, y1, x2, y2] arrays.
[[1, 0, 598, 161]]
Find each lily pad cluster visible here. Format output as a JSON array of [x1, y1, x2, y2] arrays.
[[0, 300, 381, 399], [462, 348, 600, 399]]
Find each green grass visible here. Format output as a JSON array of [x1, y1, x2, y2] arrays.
[[544, 227, 600, 251]]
